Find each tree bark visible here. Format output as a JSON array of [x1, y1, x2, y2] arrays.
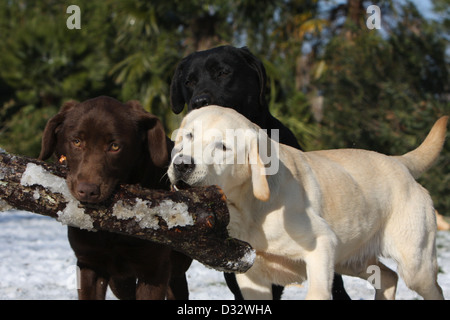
[[0, 150, 254, 273]]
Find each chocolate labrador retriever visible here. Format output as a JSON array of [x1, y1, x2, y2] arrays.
[[39, 96, 191, 299], [170, 45, 350, 300]]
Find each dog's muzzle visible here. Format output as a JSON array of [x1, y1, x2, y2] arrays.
[[173, 154, 195, 174], [171, 154, 195, 190], [190, 94, 211, 109]]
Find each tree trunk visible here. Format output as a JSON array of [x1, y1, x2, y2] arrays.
[[0, 150, 254, 273]]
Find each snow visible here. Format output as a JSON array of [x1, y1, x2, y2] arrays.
[[113, 199, 193, 230], [20, 163, 95, 231], [153, 200, 193, 229], [0, 209, 449, 300], [56, 200, 95, 231], [19, 163, 193, 231], [229, 249, 256, 272], [20, 163, 71, 198]]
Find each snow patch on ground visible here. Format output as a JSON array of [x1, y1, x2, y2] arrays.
[[0, 210, 449, 300]]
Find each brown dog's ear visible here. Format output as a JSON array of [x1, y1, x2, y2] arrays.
[[38, 100, 78, 161], [146, 116, 170, 168], [170, 58, 189, 114], [249, 135, 270, 202], [126, 100, 169, 168]]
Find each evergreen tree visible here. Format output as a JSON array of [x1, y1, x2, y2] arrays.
[[314, 1, 449, 213], [0, 0, 448, 214], [0, 1, 118, 156]]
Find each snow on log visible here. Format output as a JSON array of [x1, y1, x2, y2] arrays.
[[0, 150, 255, 273]]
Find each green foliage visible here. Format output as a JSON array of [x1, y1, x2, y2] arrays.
[[0, 0, 118, 156], [314, 2, 449, 213], [0, 0, 448, 214]]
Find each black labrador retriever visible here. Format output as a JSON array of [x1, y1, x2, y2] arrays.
[[170, 45, 350, 300]]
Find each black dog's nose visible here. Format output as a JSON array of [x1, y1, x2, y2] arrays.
[[191, 94, 211, 109], [173, 154, 195, 174], [76, 182, 100, 202]]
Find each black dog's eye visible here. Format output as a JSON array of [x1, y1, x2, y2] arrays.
[[185, 78, 197, 88], [217, 69, 230, 79]]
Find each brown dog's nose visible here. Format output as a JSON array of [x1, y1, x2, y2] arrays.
[[76, 182, 100, 202]]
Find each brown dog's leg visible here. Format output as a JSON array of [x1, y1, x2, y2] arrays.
[[136, 278, 169, 300], [109, 277, 137, 300], [134, 249, 172, 300], [78, 268, 109, 300]]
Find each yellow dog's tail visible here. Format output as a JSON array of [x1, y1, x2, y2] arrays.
[[396, 116, 448, 179]]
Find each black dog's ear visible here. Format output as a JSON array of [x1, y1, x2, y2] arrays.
[[170, 58, 189, 114], [238, 47, 268, 107], [38, 100, 78, 161], [126, 100, 170, 168]]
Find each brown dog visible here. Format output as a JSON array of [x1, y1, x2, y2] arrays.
[[39, 96, 191, 299]]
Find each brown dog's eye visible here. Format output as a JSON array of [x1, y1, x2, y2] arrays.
[[109, 143, 120, 152], [72, 139, 81, 148]]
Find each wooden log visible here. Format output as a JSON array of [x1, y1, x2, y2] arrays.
[[0, 150, 255, 273]]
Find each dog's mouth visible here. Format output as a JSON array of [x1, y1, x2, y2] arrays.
[[172, 180, 191, 191]]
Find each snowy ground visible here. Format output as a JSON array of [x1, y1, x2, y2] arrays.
[[1, 210, 449, 300]]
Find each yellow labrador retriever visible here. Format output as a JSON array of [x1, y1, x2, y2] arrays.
[[168, 106, 447, 300]]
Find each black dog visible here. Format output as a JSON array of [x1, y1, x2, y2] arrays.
[[170, 45, 300, 150], [170, 45, 350, 300]]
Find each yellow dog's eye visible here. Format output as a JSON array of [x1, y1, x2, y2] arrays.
[[110, 143, 120, 152], [72, 139, 81, 147]]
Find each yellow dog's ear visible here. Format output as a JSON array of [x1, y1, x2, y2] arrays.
[[249, 136, 270, 202]]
